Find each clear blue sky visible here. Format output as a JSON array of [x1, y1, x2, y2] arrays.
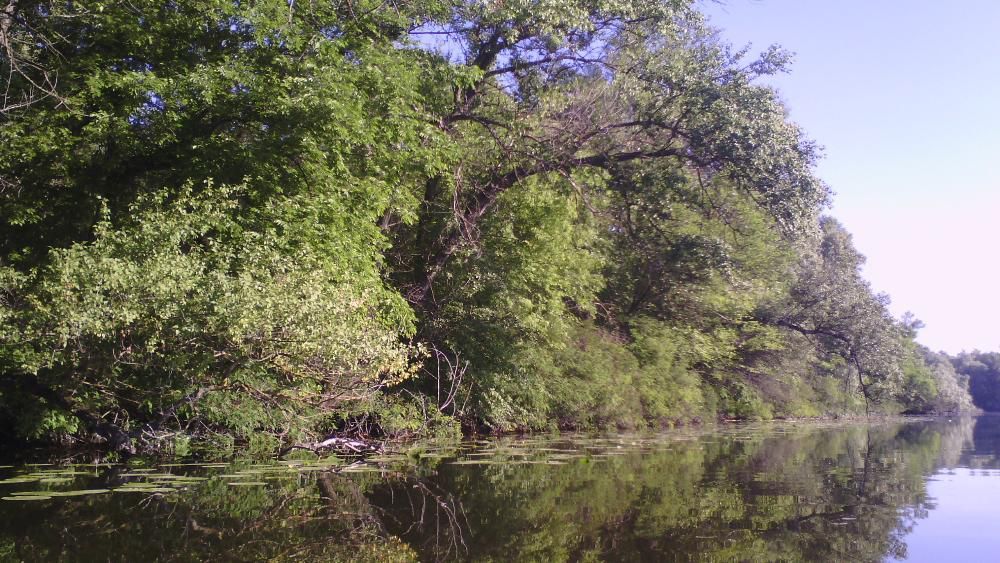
[[701, 0, 1000, 354]]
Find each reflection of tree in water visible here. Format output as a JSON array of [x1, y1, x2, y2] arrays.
[[367, 477, 471, 560], [0, 468, 428, 561], [962, 415, 1000, 470], [374, 421, 973, 562], [933, 416, 976, 468], [0, 419, 980, 562]]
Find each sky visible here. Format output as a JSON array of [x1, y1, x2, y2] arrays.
[[700, 0, 1000, 354]]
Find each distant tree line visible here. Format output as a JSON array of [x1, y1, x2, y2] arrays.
[[950, 352, 1000, 412], [0, 0, 977, 453]]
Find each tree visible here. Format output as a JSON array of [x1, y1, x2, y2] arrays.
[[952, 351, 1000, 411], [0, 0, 442, 449], [758, 217, 906, 410], [0, 0, 973, 450], [0, 0, 65, 115], [391, 2, 828, 315]]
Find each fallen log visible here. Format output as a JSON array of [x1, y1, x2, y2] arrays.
[[280, 434, 384, 458]]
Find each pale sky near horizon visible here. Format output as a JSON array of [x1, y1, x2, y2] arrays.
[[701, 0, 1000, 354]]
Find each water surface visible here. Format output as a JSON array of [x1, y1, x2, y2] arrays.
[[0, 416, 996, 561]]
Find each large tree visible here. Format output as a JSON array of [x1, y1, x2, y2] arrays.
[[757, 217, 907, 410], [390, 1, 828, 316], [0, 0, 970, 449], [0, 0, 442, 449]]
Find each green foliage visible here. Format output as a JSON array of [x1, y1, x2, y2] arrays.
[[2, 183, 419, 443], [756, 218, 910, 410], [952, 351, 1000, 412], [0, 0, 977, 450], [898, 338, 940, 414], [1, 0, 445, 447], [628, 320, 707, 422]]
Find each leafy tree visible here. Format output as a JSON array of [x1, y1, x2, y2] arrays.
[[391, 2, 828, 314], [757, 217, 907, 411], [0, 0, 976, 450], [952, 351, 1000, 411], [0, 0, 442, 448]]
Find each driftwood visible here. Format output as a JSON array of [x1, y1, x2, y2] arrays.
[[280, 435, 384, 458]]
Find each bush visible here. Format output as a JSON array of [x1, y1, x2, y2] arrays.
[[1, 183, 420, 447]]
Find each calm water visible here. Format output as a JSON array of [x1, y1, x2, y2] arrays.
[[0, 416, 998, 561]]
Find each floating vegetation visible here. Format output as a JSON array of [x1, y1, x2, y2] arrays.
[[48, 489, 111, 497], [295, 466, 333, 473], [158, 463, 234, 468], [160, 476, 208, 483], [338, 466, 383, 473], [112, 487, 177, 494], [363, 456, 408, 464], [5, 489, 112, 499], [0, 477, 41, 485]]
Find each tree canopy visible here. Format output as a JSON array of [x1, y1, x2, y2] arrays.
[[0, 0, 977, 452]]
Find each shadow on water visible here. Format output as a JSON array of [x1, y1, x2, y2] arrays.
[[0, 417, 986, 562]]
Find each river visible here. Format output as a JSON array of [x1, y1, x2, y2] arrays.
[[1, 416, 997, 561]]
